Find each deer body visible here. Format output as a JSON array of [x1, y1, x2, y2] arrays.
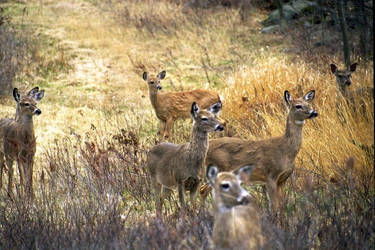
[[143, 71, 222, 140], [0, 87, 44, 198], [202, 90, 318, 211], [147, 102, 224, 216], [207, 165, 263, 250]]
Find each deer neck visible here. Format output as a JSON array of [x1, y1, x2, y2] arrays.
[[17, 113, 35, 137], [283, 115, 303, 157], [187, 124, 208, 166], [149, 89, 159, 109]]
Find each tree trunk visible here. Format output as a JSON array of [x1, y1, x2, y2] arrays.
[[274, 0, 287, 28], [336, 0, 351, 68], [353, 0, 369, 56]]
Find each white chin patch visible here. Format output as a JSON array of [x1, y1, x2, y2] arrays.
[[295, 120, 305, 125]]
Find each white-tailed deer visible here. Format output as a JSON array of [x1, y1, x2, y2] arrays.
[[330, 63, 374, 105], [147, 102, 224, 216], [0, 87, 45, 199], [142, 71, 222, 140], [207, 164, 263, 250], [201, 90, 318, 212]]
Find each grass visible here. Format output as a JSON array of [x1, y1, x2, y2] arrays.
[[0, 0, 373, 249]]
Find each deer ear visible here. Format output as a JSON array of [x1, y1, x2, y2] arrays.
[[284, 90, 292, 106], [304, 90, 315, 102], [27, 87, 39, 97], [234, 165, 254, 183], [330, 64, 337, 74], [34, 90, 45, 101], [142, 72, 148, 81], [208, 101, 222, 115], [207, 165, 219, 186], [13, 88, 20, 102], [191, 102, 200, 118], [157, 70, 166, 80], [349, 63, 357, 72]]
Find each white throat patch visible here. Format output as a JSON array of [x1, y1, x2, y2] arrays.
[[295, 120, 305, 125]]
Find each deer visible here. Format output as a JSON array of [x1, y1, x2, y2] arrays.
[[142, 71, 222, 140], [207, 164, 263, 250], [330, 63, 374, 108], [0, 87, 45, 199], [147, 102, 224, 216], [200, 90, 318, 212]]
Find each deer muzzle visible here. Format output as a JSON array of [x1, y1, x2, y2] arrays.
[[157, 85, 162, 90], [34, 109, 42, 115], [215, 124, 224, 131], [308, 111, 318, 118]]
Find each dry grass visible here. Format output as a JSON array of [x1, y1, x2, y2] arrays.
[[0, 0, 373, 249]]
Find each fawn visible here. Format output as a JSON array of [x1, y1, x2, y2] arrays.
[[207, 164, 263, 250], [147, 102, 224, 216], [201, 90, 318, 212], [0, 87, 44, 199], [142, 71, 222, 140]]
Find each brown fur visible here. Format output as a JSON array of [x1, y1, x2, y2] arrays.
[[0, 87, 44, 199], [147, 102, 224, 216], [143, 71, 222, 140], [202, 90, 318, 212], [330, 63, 374, 105], [207, 165, 263, 250]]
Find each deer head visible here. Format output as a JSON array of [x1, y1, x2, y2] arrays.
[[143, 70, 166, 92], [190, 102, 224, 132], [207, 164, 254, 211], [330, 63, 357, 95], [13, 87, 45, 117], [284, 90, 318, 125]]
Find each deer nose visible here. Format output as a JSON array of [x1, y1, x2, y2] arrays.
[[309, 111, 318, 118], [238, 193, 251, 205], [157, 85, 162, 90], [215, 124, 224, 131], [345, 80, 351, 86], [34, 109, 42, 115]]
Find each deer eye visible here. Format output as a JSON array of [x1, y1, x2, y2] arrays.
[[295, 105, 302, 109], [150, 81, 154, 84], [201, 118, 208, 121], [221, 183, 230, 191], [23, 103, 30, 107]]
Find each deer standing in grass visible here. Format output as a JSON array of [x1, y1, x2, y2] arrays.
[[330, 63, 374, 106], [142, 71, 222, 140], [201, 90, 318, 212], [207, 164, 263, 250], [147, 102, 224, 216], [0, 87, 44, 199]]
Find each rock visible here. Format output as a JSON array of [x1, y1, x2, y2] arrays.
[[261, 25, 281, 34]]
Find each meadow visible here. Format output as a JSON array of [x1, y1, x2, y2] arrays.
[[0, 0, 373, 249]]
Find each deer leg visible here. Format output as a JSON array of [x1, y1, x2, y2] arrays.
[[189, 180, 200, 211], [177, 180, 186, 213], [266, 178, 280, 214], [0, 152, 4, 189], [153, 181, 163, 217], [24, 160, 34, 200], [17, 158, 25, 198], [5, 156, 14, 199], [164, 117, 174, 140], [162, 187, 173, 215], [158, 120, 166, 141]]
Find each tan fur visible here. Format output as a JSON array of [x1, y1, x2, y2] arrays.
[[207, 165, 263, 250], [0, 87, 44, 199], [143, 71, 222, 140], [147, 102, 224, 216], [202, 90, 318, 212]]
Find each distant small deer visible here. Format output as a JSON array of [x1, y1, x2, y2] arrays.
[[330, 63, 374, 106], [207, 164, 263, 250], [142, 71, 222, 140], [0, 87, 45, 199], [201, 90, 318, 212], [147, 102, 224, 216]]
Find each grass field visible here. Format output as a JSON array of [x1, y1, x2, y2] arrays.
[[0, 0, 374, 249]]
